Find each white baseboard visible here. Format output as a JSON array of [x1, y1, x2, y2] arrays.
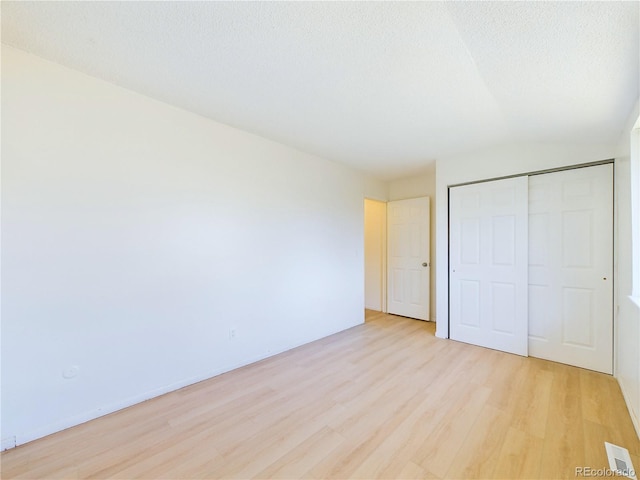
[[2, 436, 17, 451], [6, 322, 358, 449]]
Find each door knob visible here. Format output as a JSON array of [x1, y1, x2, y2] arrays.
[[422, 262, 429, 267]]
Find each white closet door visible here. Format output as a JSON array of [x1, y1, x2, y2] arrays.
[[528, 164, 613, 374], [449, 177, 528, 356], [387, 197, 430, 320]]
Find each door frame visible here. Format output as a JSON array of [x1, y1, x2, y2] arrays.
[[364, 196, 433, 318]]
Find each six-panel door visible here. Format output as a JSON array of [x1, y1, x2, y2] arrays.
[[449, 176, 529, 356], [387, 197, 430, 320], [528, 164, 613, 374]]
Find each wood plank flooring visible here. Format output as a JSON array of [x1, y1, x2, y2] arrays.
[[2, 310, 639, 479]]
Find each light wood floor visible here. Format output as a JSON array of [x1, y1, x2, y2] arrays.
[[2, 310, 639, 479]]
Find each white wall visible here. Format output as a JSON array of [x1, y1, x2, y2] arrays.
[[434, 142, 618, 339], [364, 199, 386, 311], [389, 171, 436, 320], [364, 176, 389, 203], [1, 46, 371, 447], [616, 158, 640, 437], [388, 171, 435, 201], [614, 100, 640, 438]]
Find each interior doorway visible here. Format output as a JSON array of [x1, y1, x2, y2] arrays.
[[364, 199, 387, 313]]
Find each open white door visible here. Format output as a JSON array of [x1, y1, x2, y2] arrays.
[[528, 164, 613, 374], [449, 176, 528, 356], [387, 197, 430, 320]]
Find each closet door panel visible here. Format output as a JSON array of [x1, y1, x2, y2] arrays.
[[450, 176, 528, 356]]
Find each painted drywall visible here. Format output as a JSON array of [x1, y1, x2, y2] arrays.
[[434, 142, 619, 340], [614, 100, 640, 438], [389, 172, 436, 321], [616, 157, 640, 437], [364, 199, 386, 311], [363, 176, 389, 203], [1, 46, 370, 446], [388, 171, 435, 201]]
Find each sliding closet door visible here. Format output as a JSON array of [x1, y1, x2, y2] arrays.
[[449, 177, 528, 356], [528, 164, 613, 374]]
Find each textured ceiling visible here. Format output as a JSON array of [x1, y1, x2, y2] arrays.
[[2, 1, 638, 180]]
